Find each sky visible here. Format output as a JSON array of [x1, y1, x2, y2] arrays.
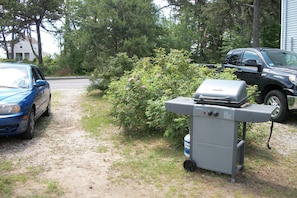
[[41, 30, 60, 55], [0, 0, 169, 58]]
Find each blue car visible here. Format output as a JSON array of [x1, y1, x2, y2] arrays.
[[0, 63, 51, 139]]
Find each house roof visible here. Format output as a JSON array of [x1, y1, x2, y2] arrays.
[[23, 36, 38, 44]]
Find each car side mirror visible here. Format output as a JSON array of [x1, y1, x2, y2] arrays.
[[35, 79, 46, 87], [245, 59, 262, 72], [245, 59, 258, 66]]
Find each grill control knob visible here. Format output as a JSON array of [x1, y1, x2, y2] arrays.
[[214, 111, 219, 117], [208, 111, 213, 116]]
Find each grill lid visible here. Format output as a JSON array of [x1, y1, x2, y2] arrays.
[[193, 79, 247, 107]]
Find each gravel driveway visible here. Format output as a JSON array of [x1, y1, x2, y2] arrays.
[[0, 89, 120, 198]]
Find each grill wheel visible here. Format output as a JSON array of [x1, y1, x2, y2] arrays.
[[183, 159, 197, 172]]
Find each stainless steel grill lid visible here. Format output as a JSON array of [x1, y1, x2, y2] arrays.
[[193, 79, 248, 107]]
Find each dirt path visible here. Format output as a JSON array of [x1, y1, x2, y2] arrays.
[[0, 89, 120, 198]]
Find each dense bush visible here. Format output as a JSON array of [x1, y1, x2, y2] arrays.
[[40, 54, 61, 76], [106, 49, 248, 144], [88, 53, 136, 91]]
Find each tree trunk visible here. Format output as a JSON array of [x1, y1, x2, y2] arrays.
[[252, 0, 260, 47], [10, 30, 16, 59], [1, 29, 10, 59], [36, 21, 43, 65]]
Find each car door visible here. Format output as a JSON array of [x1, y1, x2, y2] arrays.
[[32, 66, 49, 118], [237, 50, 262, 85], [224, 49, 262, 85]]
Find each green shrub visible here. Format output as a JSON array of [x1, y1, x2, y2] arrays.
[[107, 49, 244, 143], [88, 53, 136, 91]]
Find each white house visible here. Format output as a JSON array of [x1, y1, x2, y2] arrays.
[[11, 36, 39, 61], [281, 0, 297, 52]]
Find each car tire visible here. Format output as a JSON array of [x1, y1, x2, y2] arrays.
[[21, 109, 35, 139], [43, 97, 51, 117], [264, 90, 289, 123]]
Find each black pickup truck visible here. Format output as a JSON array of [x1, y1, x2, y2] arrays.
[[222, 48, 297, 122]]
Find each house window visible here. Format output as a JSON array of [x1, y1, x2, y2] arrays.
[[16, 53, 23, 61], [24, 53, 30, 60]]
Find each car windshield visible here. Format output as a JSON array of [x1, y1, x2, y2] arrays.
[[0, 67, 30, 89], [262, 50, 297, 67]]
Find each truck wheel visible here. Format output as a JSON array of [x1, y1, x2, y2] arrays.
[[264, 90, 289, 123]]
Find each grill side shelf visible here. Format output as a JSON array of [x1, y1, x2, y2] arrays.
[[165, 97, 194, 115], [165, 97, 275, 123], [234, 104, 276, 122]]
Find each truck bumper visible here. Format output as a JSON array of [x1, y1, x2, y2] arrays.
[[287, 95, 297, 110]]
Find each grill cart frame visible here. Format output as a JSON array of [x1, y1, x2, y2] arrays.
[[165, 80, 275, 182]]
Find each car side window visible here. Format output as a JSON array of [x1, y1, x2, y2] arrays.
[[242, 51, 261, 65], [32, 67, 43, 82], [227, 51, 242, 66], [35, 67, 45, 80], [286, 53, 297, 65]]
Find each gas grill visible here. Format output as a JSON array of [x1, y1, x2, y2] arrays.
[[194, 79, 248, 107], [165, 79, 275, 182]]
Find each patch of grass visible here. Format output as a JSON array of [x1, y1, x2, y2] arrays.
[[0, 161, 27, 197], [97, 145, 108, 153], [81, 92, 114, 137], [51, 90, 62, 107], [45, 180, 64, 196], [35, 90, 62, 138], [110, 136, 187, 191], [0, 161, 12, 171], [85, 96, 297, 197], [0, 176, 14, 197], [26, 166, 45, 178], [0, 161, 48, 198]]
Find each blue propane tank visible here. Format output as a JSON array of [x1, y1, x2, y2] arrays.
[[184, 134, 190, 158]]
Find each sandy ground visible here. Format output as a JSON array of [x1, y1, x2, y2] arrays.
[[0, 89, 122, 198]]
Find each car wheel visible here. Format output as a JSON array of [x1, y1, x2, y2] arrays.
[[21, 109, 35, 139], [43, 97, 51, 117], [264, 90, 289, 123]]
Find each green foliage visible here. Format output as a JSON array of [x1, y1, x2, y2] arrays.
[[0, 0, 64, 64], [162, 0, 281, 63], [88, 52, 135, 91], [1, 0, 282, 70], [261, 24, 281, 48], [40, 54, 60, 76], [107, 49, 239, 143], [61, 0, 161, 73]]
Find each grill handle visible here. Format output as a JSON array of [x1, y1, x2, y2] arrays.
[[198, 95, 231, 102]]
